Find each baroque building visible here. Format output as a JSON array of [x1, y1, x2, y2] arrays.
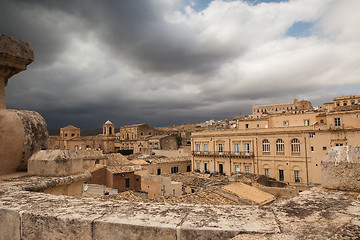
[[191, 96, 360, 185], [49, 122, 178, 155], [49, 120, 116, 153]]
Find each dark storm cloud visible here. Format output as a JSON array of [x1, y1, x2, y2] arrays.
[[2, 0, 238, 74], [1, 0, 360, 129]]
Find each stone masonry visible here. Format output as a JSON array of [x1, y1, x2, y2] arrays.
[[1, 175, 360, 240], [322, 146, 360, 192]]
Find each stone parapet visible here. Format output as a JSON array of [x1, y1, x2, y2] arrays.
[[0, 174, 279, 240], [1, 175, 360, 239]]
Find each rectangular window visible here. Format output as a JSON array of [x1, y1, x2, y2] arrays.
[[320, 119, 324, 124], [265, 168, 269, 177], [276, 140, 284, 153], [171, 166, 179, 174], [244, 143, 250, 156], [245, 124, 249, 129], [196, 162, 200, 171], [235, 165, 240, 174], [204, 163, 208, 171], [196, 144, 200, 154], [279, 169, 284, 181], [257, 124, 259, 128], [262, 140, 270, 153], [187, 165, 191, 172], [294, 171, 300, 183], [234, 143, 240, 155], [157, 168, 161, 175], [245, 166, 250, 173], [323, 146, 327, 150], [219, 164, 224, 174], [204, 144, 208, 154], [335, 117, 341, 127], [311, 146, 314, 152], [283, 121, 289, 126], [335, 143, 344, 146], [304, 119, 310, 126], [309, 133, 314, 138], [218, 144, 223, 154], [125, 178, 130, 188]]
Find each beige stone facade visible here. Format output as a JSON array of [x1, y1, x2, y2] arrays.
[[319, 95, 360, 112], [192, 97, 360, 185], [49, 121, 116, 153], [252, 98, 313, 117], [138, 173, 183, 198], [115, 123, 178, 155], [148, 135, 178, 150]]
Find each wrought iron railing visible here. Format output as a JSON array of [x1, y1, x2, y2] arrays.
[[192, 151, 254, 157]]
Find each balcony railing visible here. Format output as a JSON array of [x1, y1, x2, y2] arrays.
[[192, 151, 254, 158]]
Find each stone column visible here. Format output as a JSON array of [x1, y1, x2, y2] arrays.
[[0, 35, 48, 175]]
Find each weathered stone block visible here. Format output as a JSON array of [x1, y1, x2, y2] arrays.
[[322, 146, 360, 191], [28, 150, 83, 177], [0, 208, 20, 240], [21, 211, 92, 240]]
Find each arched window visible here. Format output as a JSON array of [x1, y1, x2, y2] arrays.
[[276, 139, 284, 152], [291, 138, 300, 153], [262, 139, 270, 152]]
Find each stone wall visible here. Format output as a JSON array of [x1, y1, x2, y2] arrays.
[[322, 146, 360, 191]]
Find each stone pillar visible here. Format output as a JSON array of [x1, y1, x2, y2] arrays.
[[0, 35, 48, 175]]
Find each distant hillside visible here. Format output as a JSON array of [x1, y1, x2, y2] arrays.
[[48, 128, 60, 136], [47, 127, 120, 136], [80, 128, 103, 136], [81, 128, 120, 136]]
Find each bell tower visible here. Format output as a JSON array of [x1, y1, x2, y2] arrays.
[[103, 120, 115, 136]]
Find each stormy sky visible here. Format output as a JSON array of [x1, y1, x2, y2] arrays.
[[1, 0, 360, 129]]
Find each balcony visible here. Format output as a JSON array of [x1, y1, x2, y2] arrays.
[[192, 151, 254, 158]]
